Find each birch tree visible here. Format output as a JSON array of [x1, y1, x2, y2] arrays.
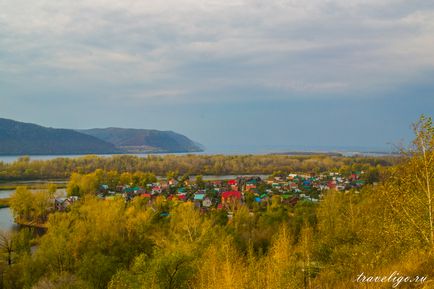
[[382, 115, 434, 250]]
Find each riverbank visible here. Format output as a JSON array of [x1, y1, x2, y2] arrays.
[[0, 180, 67, 190], [14, 219, 48, 229], [0, 184, 67, 232], [0, 198, 10, 208]]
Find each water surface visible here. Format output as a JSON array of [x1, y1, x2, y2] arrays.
[[0, 207, 17, 232]]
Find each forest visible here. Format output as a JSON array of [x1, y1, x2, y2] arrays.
[[0, 153, 398, 181], [0, 116, 433, 289]]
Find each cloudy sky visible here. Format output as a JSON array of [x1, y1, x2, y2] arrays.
[[1, 0, 433, 152]]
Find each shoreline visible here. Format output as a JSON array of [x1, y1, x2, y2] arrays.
[[0, 198, 10, 208]]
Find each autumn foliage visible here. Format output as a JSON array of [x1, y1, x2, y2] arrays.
[[1, 116, 433, 289]]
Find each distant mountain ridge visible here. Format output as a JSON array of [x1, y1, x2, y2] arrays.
[[0, 118, 119, 155], [79, 127, 204, 153], [0, 118, 203, 155]]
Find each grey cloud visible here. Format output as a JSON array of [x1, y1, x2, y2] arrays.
[[1, 0, 434, 105]]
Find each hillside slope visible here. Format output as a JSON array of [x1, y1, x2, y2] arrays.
[[0, 118, 120, 155], [79, 127, 203, 153]]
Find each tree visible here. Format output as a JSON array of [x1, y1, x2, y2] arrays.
[[9, 186, 33, 222], [67, 172, 99, 196], [412, 115, 434, 248], [381, 115, 434, 250], [195, 175, 205, 189], [264, 225, 301, 289], [193, 235, 248, 289], [33, 190, 54, 223], [32, 272, 92, 289], [166, 171, 179, 181], [46, 183, 57, 194], [9, 186, 54, 224], [170, 202, 210, 243], [0, 231, 14, 266], [77, 253, 119, 289], [119, 172, 133, 186]]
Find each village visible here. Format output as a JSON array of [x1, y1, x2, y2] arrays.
[[54, 170, 368, 213]]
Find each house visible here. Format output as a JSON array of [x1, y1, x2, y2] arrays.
[[202, 197, 212, 208], [317, 184, 328, 191], [152, 186, 162, 194], [194, 193, 205, 201], [222, 191, 242, 201], [355, 180, 365, 187], [245, 178, 259, 189], [327, 181, 337, 190], [176, 193, 187, 201], [289, 182, 298, 189], [245, 183, 257, 190], [246, 179, 258, 185], [54, 196, 78, 211], [100, 184, 109, 190], [193, 193, 205, 207], [271, 183, 281, 189], [227, 180, 237, 186], [212, 180, 222, 187], [160, 182, 169, 189], [123, 187, 134, 194], [168, 179, 178, 186], [221, 191, 242, 209]]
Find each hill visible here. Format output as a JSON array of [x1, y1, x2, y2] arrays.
[[0, 118, 120, 155], [79, 127, 204, 153]]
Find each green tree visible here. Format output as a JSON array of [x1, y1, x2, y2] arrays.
[[195, 175, 205, 189]]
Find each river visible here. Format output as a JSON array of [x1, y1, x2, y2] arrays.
[[0, 152, 200, 164], [0, 148, 395, 164], [0, 207, 17, 232], [0, 189, 14, 199]]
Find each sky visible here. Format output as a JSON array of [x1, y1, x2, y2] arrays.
[[1, 0, 433, 153]]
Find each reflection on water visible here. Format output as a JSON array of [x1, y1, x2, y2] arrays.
[[0, 207, 17, 232]]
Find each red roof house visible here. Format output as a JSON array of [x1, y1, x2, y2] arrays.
[[221, 191, 242, 210], [222, 191, 241, 200]]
